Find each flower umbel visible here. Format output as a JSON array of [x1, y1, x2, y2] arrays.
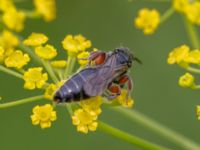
[[23, 33, 48, 47], [167, 45, 190, 66], [51, 60, 67, 68], [77, 51, 90, 66], [35, 44, 57, 60], [178, 73, 195, 88], [44, 83, 57, 100], [23, 67, 48, 90], [2, 8, 26, 32], [62, 34, 91, 54], [116, 89, 134, 108], [72, 108, 98, 134], [34, 0, 56, 22], [5, 50, 30, 69], [31, 104, 57, 129], [197, 105, 200, 120], [134, 8, 160, 35], [184, 1, 200, 25]]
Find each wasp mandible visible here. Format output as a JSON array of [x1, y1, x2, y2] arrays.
[[53, 48, 139, 103]]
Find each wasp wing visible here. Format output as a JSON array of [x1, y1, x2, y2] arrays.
[[82, 66, 114, 97]]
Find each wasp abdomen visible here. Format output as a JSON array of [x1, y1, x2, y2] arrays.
[[54, 69, 95, 103]]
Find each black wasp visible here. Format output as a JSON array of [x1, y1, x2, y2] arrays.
[[53, 48, 140, 103]]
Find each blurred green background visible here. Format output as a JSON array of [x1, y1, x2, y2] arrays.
[[0, 0, 200, 149]]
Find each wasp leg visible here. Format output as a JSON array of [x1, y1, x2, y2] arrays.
[[88, 51, 106, 66], [104, 83, 121, 100], [118, 75, 133, 100]]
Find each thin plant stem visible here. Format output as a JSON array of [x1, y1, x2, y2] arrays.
[[0, 95, 44, 109], [64, 55, 76, 77], [193, 85, 200, 89], [160, 7, 175, 24], [0, 65, 23, 79], [112, 108, 200, 150], [41, 60, 59, 83], [183, 17, 200, 49], [185, 66, 200, 74], [98, 121, 170, 150], [131, 0, 171, 2]]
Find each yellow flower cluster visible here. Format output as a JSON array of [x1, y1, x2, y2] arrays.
[[34, 0, 56, 22], [197, 105, 200, 120], [173, 0, 200, 25], [3, 8, 26, 32], [31, 104, 57, 129], [51, 60, 67, 68], [35, 44, 57, 60], [5, 50, 30, 69], [167, 44, 200, 66], [116, 90, 134, 108], [0, 0, 56, 32], [0, 0, 26, 32], [134, 8, 160, 35], [179, 73, 195, 88], [23, 67, 48, 90], [0, 30, 19, 63], [77, 51, 90, 66], [62, 34, 92, 54], [72, 96, 102, 134], [44, 83, 57, 100], [23, 33, 57, 60], [23, 33, 48, 46]]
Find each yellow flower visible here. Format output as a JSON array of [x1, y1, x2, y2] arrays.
[[0, 46, 4, 62], [80, 96, 103, 115], [167, 45, 190, 65], [62, 34, 92, 54], [185, 50, 200, 64], [34, 0, 56, 22], [31, 104, 57, 129], [72, 108, 98, 134], [184, 1, 200, 25], [35, 44, 57, 60], [116, 89, 134, 108], [0, 0, 15, 12], [0, 30, 19, 50], [2, 8, 26, 32], [23, 33, 48, 47], [179, 72, 195, 88], [134, 8, 160, 35], [44, 83, 57, 100], [197, 105, 200, 120], [77, 51, 90, 66], [51, 60, 67, 68], [23, 67, 48, 90], [173, 0, 189, 12], [5, 50, 30, 69]]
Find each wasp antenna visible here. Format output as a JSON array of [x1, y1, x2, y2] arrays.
[[134, 57, 142, 65]]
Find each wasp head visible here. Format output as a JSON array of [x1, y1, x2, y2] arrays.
[[114, 47, 140, 68]]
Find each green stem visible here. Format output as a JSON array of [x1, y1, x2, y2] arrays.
[[0, 65, 23, 79], [112, 108, 200, 150], [193, 85, 200, 89], [131, 0, 171, 2], [160, 7, 175, 24], [98, 121, 169, 150], [22, 10, 41, 19], [41, 60, 59, 83], [185, 66, 200, 74], [0, 95, 44, 109], [64, 55, 76, 78], [183, 17, 200, 49]]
